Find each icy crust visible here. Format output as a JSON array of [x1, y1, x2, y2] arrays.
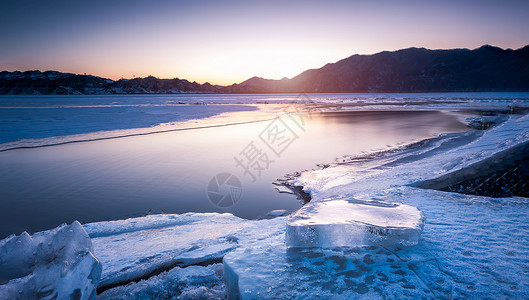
[[86, 213, 286, 290], [286, 199, 425, 248], [0, 221, 101, 300], [98, 264, 226, 300], [225, 204, 529, 300], [224, 239, 454, 299], [84, 213, 216, 238], [292, 114, 529, 200]]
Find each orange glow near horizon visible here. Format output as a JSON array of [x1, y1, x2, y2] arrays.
[[1, 0, 529, 85]]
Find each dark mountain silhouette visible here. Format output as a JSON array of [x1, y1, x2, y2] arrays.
[[0, 71, 112, 95], [222, 45, 529, 93], [106, 76, 218, 94], [1, 45, 528, 95], [0, 71, 219, 95]]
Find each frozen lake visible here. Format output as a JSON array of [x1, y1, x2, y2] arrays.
[[2, 93, 529, 299], [0, 93, 521, 238]]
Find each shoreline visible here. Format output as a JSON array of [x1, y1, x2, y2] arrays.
[[2, 108, 529, 298], [0, 106, 477, 238]]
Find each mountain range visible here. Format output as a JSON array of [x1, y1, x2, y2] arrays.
[[1, 44, 528, 95]]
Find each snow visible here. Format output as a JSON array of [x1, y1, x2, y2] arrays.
[[0, 221, 101, 300], [286, 199, 425, 248]]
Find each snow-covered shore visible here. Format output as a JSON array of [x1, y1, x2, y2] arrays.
[[2, 102, 529, 299]]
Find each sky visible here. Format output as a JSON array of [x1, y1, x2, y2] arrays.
[[1, 0, 528, 85]]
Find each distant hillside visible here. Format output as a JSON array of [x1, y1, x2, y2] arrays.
[[0, 71, 219, 95], [223, 45, 529, 93], [1, 45, 529, 95], [0, 71, 112, 95]]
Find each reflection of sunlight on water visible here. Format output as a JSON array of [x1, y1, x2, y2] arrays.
[[0, 109, 473, 238]]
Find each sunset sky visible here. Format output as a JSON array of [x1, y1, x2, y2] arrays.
[[1, 0, 528, 85]]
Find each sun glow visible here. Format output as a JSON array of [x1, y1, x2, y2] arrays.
[[187, 44, 337, 85], [2, 0, 528, 85]]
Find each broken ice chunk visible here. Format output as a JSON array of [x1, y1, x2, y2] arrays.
[[286, 199, 425, 248], [0, 221, 101, 300], [274, 185, 295, 194], [264, 209, 291, 218], [86, 213, 287, 290]]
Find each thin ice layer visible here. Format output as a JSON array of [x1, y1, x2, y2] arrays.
[[223, 240, 453, 299]]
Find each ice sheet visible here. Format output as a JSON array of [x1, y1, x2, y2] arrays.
[[0, 103, 257, 149], [86, 213, 286, 290]]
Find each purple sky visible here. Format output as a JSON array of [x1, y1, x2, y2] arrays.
[[1, 0, 528, 84]]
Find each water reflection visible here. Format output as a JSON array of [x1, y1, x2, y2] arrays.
[[0, 110, 471, 238]]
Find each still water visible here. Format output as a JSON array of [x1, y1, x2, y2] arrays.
[[0, 109, 471, 238]]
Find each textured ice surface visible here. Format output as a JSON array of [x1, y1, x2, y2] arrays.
[[0, 221, 101, 300], [286, 199, 425, 248], [85, 213, 285, 290], [98, 264, 225, 300], [224, 238, 447, 299], [224, 114, 529, 298], [292, 115, 529, 199]]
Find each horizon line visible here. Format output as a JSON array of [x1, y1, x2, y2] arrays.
[[2, 43, 528, 86]]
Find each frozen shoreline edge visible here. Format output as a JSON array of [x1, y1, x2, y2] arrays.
[[2, 109, 529, 298]]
